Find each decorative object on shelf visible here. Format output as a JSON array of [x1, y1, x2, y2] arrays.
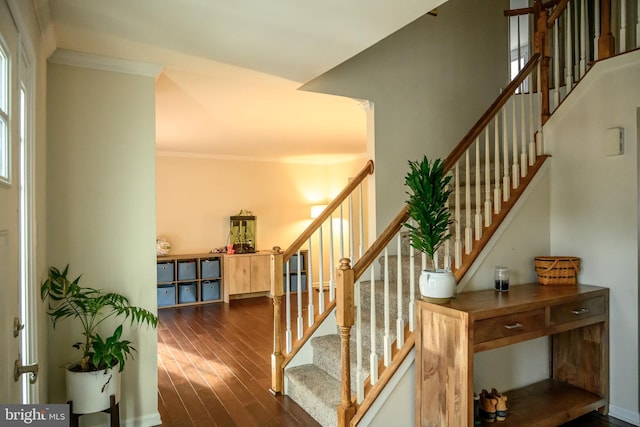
[[495, 265, 510, 292], [404, 155, 455, 303], [41, 265, 158, 414], [229, 210, 256, 254], [156, 236, 171, 256], [534, 256, 580, 285]]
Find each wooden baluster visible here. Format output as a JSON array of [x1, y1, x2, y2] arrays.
[[534, 0, 550, 123], [336, 258, 355, 427], [270, 248, 285, 394], [396, 234, 404, 348], [306, 242, 314, 326], [599, 0, 615, 59]]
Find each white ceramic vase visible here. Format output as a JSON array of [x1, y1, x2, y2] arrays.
[[66, 365, 121, 414], [419, 269, 456, 303]]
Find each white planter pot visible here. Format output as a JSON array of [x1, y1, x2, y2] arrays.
[[66, 365, 121, 414], [419, 269, 456, 304]]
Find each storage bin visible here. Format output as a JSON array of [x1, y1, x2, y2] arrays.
[[201, 280, 221, 301], [201, 258, 221, 279], [288, 253, 305, 272], [284, 273, 307, 292], [157, 284, 176, 307], [157, 262, 174, 283], [178, 282, 197, 304], [178, 260, 197, 280]]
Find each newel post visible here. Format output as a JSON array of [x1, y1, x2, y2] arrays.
[[270, 246, 285, 395], [534, 0, 551, 123], [598, 0, 615, 59], [336, 258, 355, 427]]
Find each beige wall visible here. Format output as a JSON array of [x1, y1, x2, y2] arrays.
[[301, 0, 510, 229], [156, 155, 368, 254], [47, 61, 160, 425]]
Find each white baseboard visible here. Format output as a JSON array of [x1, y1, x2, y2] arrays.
[[609, 404, 640, 426]]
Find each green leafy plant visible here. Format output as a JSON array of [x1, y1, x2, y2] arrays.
[[404, 156, 453, 262], [41, 265, 158, 372]]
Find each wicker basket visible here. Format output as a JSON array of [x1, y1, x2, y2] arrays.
[[534, 256, 580, 285]]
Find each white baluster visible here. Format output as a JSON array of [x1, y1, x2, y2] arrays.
[[355, 278, 364, 403], [528, 83, 536, 165], [349, 193, 354, 262], [565, 7, 574, 90], [502, 106, 510, 201], [537, 63, 544, 155], [454, 162, 462, 269], [484, 126, 492, 227], [620, 0, 627, 52], [359, 184, 364, 258], [443, 190, 451, 270], [396, 235, 404, 348], [474, 138, 482, 239], [285, 263, 292, 353], [553, 20, 561, 110], [636, 0, 640, 48], [329, 212, 335, 301], [511, 97, 520, 189], [520, 86, 527, 177], [409, 234, 415, 332], [464, 151, 473, 254], [494, 114, 502, 214], [594, 0, 601, 59], [383, 248, 391, 366], [296, 250, 303, 340], [369, 267, 378, 384], [580, 0, 587, 76], [339, 204, 344, 259], [318, 223, 324, 313], [306, 243, 313, 327]]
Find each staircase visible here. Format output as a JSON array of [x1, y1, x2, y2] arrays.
[[271, 1, 639, 426]]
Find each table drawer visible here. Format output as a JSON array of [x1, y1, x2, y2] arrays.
[[475, 309, 546, 343], [550, 295, 605, 325]]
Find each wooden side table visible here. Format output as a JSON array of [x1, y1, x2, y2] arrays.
[[415, 284, 609, 426]]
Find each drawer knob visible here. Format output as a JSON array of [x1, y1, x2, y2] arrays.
[[571, 307, 590, 315], [503, 322, 523, 330]]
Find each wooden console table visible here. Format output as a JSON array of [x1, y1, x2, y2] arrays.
[[415, 284, 609, 426]]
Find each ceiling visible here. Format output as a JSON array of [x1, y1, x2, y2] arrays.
[[42, 0, 443, 162]]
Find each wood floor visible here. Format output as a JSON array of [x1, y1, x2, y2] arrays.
[[157, 296, 633, 427]]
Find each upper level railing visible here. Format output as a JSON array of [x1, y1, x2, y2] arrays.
[[269, 159, 374, 394]]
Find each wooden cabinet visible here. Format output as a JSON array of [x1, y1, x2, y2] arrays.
[[415, 284, 609, 426], [156, 253, 223, 308], [223, 252, 272, 302], [223, 250, 309, 302]]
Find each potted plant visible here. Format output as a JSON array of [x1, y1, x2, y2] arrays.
[[404, 155, 456, 303], [41, 265, 158, 414]]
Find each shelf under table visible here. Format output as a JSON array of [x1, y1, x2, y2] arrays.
[[479, 379, 606, 426]]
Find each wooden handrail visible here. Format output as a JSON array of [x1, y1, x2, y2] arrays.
[[504, 6, 533, 17], [283, 159, 374, 261], [547, 0, 570, 27], [443, 53, 541, 172]]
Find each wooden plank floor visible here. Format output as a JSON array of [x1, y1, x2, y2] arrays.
[[157, 296, 633, 427]]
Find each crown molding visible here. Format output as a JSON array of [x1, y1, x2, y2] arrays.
[[49, 48, 163, 78], [30, 0, 57, 58]]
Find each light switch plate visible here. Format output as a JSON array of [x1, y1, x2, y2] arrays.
[[604, 127, 624, 156]]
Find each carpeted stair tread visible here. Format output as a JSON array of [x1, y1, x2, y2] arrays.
[[286, 364, 341, 427], [311, 334, 371, 391]]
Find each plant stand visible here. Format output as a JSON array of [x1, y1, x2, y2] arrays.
[[68, 394, 120, 427]]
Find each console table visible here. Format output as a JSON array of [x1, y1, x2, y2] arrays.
[[415, 284, 609, 426]]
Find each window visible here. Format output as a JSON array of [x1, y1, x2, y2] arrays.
[[0, 43, 8, 184]]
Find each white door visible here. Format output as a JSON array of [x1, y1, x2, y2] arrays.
[[0, 0, 25, 403]]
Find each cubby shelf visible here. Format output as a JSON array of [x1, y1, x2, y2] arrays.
[[156, 253, 224, 308]]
